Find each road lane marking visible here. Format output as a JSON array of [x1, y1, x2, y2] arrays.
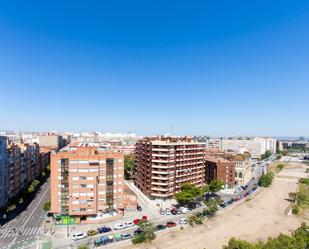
[[22, 184, 50, 228]]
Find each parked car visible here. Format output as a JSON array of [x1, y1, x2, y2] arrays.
[[171, 209, 177, 215], [159, 209, 165, 215], [97, 226, 112, 233], [177, 209, 182, 215], [133, 228, 142, 236], [93, 236, 109, 246], [113, 223, 125, 230], [121, 233, 133, 240], [156, 224, 167, 231], [137, 205, 142, 211], [124, 222, 134, 228], [166, 221, 177, 228], [178, 218, 187, 224], [180, 207, 189, 214], [87, 229, 98, 236], [72, 232, 87, 241], [165, 209, 171, 215]]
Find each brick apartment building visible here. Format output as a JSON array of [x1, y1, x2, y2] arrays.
[[134, 136, 206, 199], [50, 143, 124, 223], [205, 155, 235, 188], [0, 137, 50, 208]]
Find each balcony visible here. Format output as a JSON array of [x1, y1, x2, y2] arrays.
[[152, 159, 169, 163], [152, 170, 170, 175], [151, 187, 168, 192], [152, 176, 168, 180], [151, 181, 169, 186]]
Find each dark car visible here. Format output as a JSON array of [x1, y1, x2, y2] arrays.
[[156, 224, 166, 231], [166, 222, 177, 228], [133, 228, 142, 236], [97, 226, 112, 234], [171, 209, 177, 215], [137, 205, 142, 211]]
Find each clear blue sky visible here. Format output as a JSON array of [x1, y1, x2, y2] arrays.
[[0, 1, 309, 136]]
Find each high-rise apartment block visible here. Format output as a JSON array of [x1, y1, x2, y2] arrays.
[[50, 143, 124, 223], [0, 136, 8, 209], [134, 136, 206, 199], [0, 137, 50, 210]]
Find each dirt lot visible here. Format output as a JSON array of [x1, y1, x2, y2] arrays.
[[123, 170, 306, 249]]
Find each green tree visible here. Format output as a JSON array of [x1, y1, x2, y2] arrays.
[[261, 150, 272, 160], [188, 213, 203, 226], [43, 201, 51, 211], [209, 179, 224, 193], [281, 150, 288, 156], [175, 183, 205, 203], [258, 173, 274, 187], [132, 220, 156, 244], [124, 154, 134, 180]]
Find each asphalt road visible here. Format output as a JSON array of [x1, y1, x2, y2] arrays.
[[0, 179, 51, 249]]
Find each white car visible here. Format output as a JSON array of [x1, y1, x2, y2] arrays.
[[124, 222, 134, 228], [180, 207, 189, 214], [165, 210, 171, 215], [178, 218, 187, 224], [113, 223, 125, 230], [72, 232, 87, 241]]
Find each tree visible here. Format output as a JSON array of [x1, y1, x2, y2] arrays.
[[281, 150, 288, 156], [188, 213, 203, 226], [43, 201, 51, 211], [132, 220, 156, 244], [223, 223, 309, 249], [205, 196, 222, 213], [261, 150, 272, 160], [124, 154, 134, 180], [258, 173, 274, 187], [209, 179, 224, 193], [175, 183, 205, 203]]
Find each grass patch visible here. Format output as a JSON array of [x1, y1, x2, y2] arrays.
[[292, 178, 309, 215]]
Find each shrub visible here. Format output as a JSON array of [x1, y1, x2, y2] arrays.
[[276, 164, 284, 171], [299, 178, 309, 185], [77, 246, 89, 249], [292, 205, 300, 215]]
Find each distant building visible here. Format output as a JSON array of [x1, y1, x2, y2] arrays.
[[205, 155, 235, 188], [0, 136, 8, 209], [200, 137, 276, 159], [39, 134, 68, 150], [134, 136, 206, 199], [50, 144, 124, 223]]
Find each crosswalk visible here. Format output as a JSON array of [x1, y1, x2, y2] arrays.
[[0, 227, 44, 238]]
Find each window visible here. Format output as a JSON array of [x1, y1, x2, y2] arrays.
[[72, 200, 79, 205], [87, 192, 94, 197], [72, 193, 79, 197], [72, 176, 79, 181], [72, 184, 79, 189], [89, 168, 98, 172], [69, 168, 78, 172], [79, 176, 87, 180], [80, 200, 87, 204], [87, 176, 94, 180], [87, 184, 94, 188], [78, 169, 88, 173], [80, 184, 87, 188]]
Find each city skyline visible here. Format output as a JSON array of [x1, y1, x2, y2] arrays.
[[1, 1, 309, 136]]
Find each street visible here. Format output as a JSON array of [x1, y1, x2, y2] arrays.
[[0, 179, 51, 249]]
